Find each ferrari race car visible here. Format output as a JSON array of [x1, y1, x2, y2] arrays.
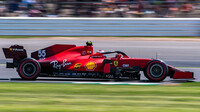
[[3, 41, 194, 82]]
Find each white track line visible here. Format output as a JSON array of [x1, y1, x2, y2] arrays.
[[70, 82, 159, 85]]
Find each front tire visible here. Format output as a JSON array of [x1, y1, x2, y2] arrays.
[[144, 60, 168, 82], [18, 58, 40, 80]]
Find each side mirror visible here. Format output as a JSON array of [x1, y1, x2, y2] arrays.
[[115, 54, 122, 59]]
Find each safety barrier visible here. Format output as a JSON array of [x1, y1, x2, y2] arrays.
[[0, 17, 199, 36]]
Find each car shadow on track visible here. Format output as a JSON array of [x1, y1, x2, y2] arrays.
[[6, 78, 195, 84]]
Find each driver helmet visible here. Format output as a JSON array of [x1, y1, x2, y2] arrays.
[[86, 41, 93, 46]]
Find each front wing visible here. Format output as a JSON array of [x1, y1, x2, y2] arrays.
[[168, 65, 194, 79]]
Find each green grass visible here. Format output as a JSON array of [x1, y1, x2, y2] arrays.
[[0, 82, 200, 112], [0, 36, 199, 38], [0, 36, 55, 38]]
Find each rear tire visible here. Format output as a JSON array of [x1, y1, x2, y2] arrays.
[[144, 60, 168, 82], [17, 58, 40, 80]]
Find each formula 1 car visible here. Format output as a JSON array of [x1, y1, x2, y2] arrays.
[[3, 41, 194, 82]]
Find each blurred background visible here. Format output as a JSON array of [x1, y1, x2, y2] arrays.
[[0, 1, 200, 111], [0, 0, 200, 18]]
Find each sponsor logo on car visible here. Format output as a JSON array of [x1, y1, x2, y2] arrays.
[[122, 64, 129, 67], [85, 62, 97, 71], [114, 61, 118, 67], [50, 59, 72, 69], [81, 51, 86, 55], [74, 63, 81, 70], [10, 48, 24, 51], [91, 55, 104, 58], [87, 51, 92, 54]]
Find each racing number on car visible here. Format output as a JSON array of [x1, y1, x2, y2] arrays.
[[38, 50, 46, 59]]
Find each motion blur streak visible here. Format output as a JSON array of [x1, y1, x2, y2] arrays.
[[0, 0, 200, 18]]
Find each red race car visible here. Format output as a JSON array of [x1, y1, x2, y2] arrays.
[[3, 41, 194, 82]]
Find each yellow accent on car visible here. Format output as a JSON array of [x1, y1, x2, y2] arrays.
[[85, 62, 96, 70], [114, 61, 118, 67], [74, 63, 81, 70]]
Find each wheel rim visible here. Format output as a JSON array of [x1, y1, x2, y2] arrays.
[[22, 62, 36, 77], [149, 64, 164, 78]]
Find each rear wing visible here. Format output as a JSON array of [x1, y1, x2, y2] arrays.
[[2, 45, 27, 68]]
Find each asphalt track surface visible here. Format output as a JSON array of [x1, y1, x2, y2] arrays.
[[0, 38, 200, 84]]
